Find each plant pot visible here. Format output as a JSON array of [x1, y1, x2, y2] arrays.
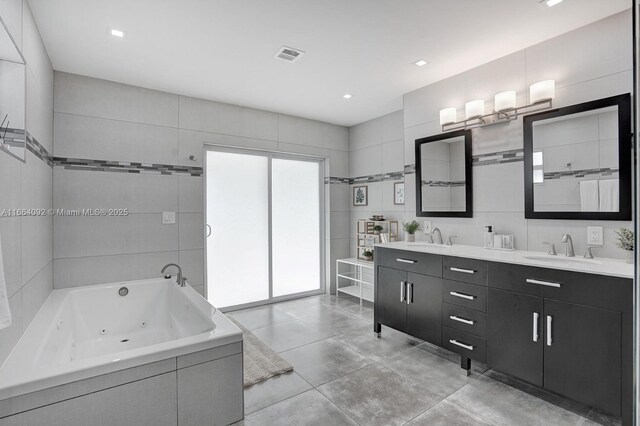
[[363, 256, 373, 261], [373, 230, 380, 235], [625, 250, 634, 264], [406, 233, 415, 242]]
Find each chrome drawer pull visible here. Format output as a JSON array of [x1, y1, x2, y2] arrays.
[[450, 315, 474, 325], [546, 315, 553, 346], [449, 291, 475, 300], [396, 258, 417, 264], [450, 267, 475, 274], [407, 283, 413, 305], [532, 312, 539, 342], [449, 339, 474, 351], [399, 281, 406, 302], [526, 278, 561, 288]]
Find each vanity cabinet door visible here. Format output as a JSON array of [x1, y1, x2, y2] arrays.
[[487, 288, 543, 386], [543, 299, 622, 417], [406, 273, 443, 346], [376, 266, 407, 333]]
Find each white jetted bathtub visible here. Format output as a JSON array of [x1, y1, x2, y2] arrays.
[[0, 277, 244, 425]]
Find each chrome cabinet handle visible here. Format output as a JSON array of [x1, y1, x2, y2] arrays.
[[406, 283, 413, 304], [450, 267, 475, 274], [526, 278, 561, 288], [205, 224, 212, 237], [450, 315, 474, 325], [533, 312, 539, 342], [449, 291, 475, 300], [546, 315, 553, 346], [449, 339, 474, 351], [396, 258, 416, 264], [399, 281, 406, 302]]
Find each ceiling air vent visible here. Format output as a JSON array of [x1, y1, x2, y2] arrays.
[[274, 46, 305, 63]]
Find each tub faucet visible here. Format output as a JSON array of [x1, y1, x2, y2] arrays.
[[161, 263, 187, 287], [560, 234, 575, 257], [432, 228, 443, 245]]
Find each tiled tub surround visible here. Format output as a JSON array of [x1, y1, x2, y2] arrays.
[[52, 72, 350, 294], [0, 0, 55, 369], [349, 11, 633, 260], [0, 278, 243, 425]]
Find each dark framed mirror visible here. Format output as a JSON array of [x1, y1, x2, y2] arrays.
[[414, 129, 472, 217], [523, 94, 631, 220]]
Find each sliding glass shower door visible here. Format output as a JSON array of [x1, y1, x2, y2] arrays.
[[205, 147, 324, 310]]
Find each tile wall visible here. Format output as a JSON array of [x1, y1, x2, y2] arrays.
[[349, 10, 633, 260], [52, 72, 350, 294], [0, 0, 54, 364]]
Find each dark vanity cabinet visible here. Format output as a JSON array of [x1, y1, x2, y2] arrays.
[[374, 247, 632, 423]]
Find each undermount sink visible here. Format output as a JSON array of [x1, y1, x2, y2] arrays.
[[405, 242, 450, 249], [523, 255, 601, 265]]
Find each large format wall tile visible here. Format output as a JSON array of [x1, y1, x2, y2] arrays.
[[179, 249, 204, 288], [0, 217, 22, 297], [54, 72, 179, 127], [278, 114, 348, 151], [22, 215, 52, 285], [54, 214, 178, 258], [179, 213, 204, 250], [53, 113, 179, 163], [179, 95, 278, 141], [349, 118, 381, 151], [53, 251, 180, 289], [21, 261, 52, 329], [0, 292, 22, 365]]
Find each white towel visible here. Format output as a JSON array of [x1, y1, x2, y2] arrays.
[[579, 180, 599, 212], [0, 236, 11, 330], [599, 179, 619, 212]]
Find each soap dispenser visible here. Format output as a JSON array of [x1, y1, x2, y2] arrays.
[[484, 226, 494, 249]]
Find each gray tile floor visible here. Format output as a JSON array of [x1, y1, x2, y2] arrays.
[[228, 294, 620, 426]]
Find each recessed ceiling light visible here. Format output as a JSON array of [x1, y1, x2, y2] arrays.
[[414, 59, 428, 67], [343, 94, 352, 99], [110, 28, 125, 38], [543, 0, 563, 7]]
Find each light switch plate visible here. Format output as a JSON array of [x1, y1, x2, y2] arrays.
[[587, 226, 603, 246], [423, 221, 432, 234], [162, 211, 176, 224]]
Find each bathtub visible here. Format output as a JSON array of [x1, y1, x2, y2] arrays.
[[0, 277, 244, 425]]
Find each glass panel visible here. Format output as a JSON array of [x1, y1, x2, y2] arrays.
[[272, 158, 321, 297], [206, 151, 269, 308]]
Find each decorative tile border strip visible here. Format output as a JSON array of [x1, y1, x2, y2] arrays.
[[26, 132, 53, 167], [472, 149, 524, 167], [421, 180, 466, 188], [53, 157, 203, 176], [544, 168, 619, 180]]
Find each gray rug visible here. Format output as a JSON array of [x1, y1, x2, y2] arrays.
[[229, 317, 294, 387]]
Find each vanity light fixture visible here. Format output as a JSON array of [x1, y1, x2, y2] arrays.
[[414, 59, 428, 67], [439, 108, 457, 125], [439, 80, 555, 132], [110, 28, 125, 38], [343, 94, 352, 99]]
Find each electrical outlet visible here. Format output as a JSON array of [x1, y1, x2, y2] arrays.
[[587, 226, 603, 246], [423, 221, 432, 234], [162, 211, 176, 224]]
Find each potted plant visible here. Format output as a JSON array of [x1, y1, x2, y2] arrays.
[[615, 228, 634, 263], [373, 225, 383, 235], [362, 250, 373, 261], [402, 220, 420, 242]]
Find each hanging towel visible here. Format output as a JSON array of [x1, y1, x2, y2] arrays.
[[599, 179, 619, 212], [0, 236, 11, 330], [579, 180, 599, 212]]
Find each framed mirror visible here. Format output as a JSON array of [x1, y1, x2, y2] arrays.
[[523, 94, 631, 220], [414, 129, 472, 217]]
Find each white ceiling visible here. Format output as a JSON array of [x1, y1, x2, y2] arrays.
[[28, 0, 630, 127]]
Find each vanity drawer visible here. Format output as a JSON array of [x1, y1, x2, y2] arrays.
[[443, 280, 487, 312], [443, 257, 487, 286], [376, 248, 442, 277], [443, 326, 486, 363], [442, 303, 486, 337]]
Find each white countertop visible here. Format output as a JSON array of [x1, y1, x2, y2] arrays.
[[375, 241, 634, 279]]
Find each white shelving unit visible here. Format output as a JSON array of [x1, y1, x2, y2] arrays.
[[336, 258, 374, 305]]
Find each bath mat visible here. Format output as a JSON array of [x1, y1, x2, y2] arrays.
[[229, 317, 293, 387]]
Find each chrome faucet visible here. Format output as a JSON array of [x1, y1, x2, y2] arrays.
[[584, 246, 597, 259], [432, 228, 443, 245], [560, 234, 575, 257], [446, 235, 457, 246], [161, 263, 187, 287]]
